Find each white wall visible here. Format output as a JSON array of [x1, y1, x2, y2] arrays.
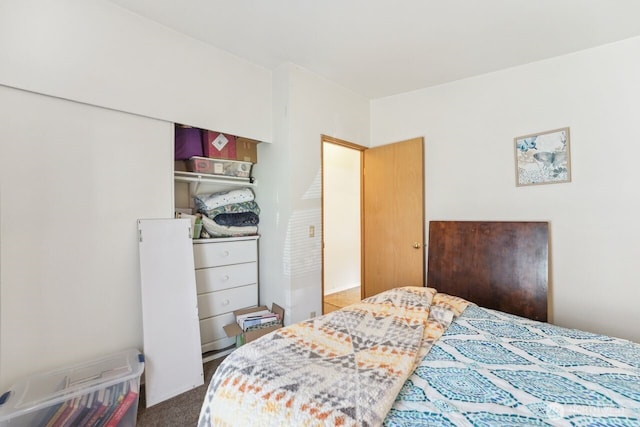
[[251, 64, 292, 323], [371, 36, 640, 343], [323, 143, 361, 295], [255, 63, 369, 324], [0, 0, 272, 141]]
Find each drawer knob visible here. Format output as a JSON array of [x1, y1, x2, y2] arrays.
[[222, 250, 230, 257], [222, 275, 230, 281], [222, 299, 230, 306]]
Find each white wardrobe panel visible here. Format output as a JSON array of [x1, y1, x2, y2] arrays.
[[138, 218, 203, 407], [0, 84, 172, 390]]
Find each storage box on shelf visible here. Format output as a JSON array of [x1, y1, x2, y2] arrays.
[[235, 137, 259, 163], [202, 131, 236, 160], [174, 125, 203, 160], [186, 156, 252, 178], [174, 124, 261, 164], [0, 349, 144, 427]]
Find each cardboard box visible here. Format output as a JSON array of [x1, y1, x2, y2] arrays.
[[0, 348, 144, 427], [223, 304, 285, 346], [235, 137, 260, 163], [186, 156, 252, 178], [202, 131, 236, 160], [174, 160, 188, 171]]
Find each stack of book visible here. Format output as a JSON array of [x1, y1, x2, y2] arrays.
[[39, 378, 139, 427], [236, 309, 281, 332]]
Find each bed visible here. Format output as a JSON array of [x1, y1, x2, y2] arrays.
[[197, 221, 640, 426]]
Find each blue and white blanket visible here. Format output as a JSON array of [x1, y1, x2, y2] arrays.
[[385, 305, 640, 426]]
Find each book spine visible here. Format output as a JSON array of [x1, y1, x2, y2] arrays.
[[72, 390, 97, 427], [103, 386, 138, 427], [94, 383, 126, 427], [60, 396, 85, 427], [85, 403, 108, 427], [85, 388, 111, 427], [37, 376, 69, 426], [45, 401, 69, 427]]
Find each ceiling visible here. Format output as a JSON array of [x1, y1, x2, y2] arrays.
[[108, 0, 640, 99]]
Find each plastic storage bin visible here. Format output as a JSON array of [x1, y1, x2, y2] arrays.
[[0, 348, 144, 427], [186, 156, 252, 178]]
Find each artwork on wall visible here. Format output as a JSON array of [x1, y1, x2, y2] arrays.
[[514, 127, 571, 186]]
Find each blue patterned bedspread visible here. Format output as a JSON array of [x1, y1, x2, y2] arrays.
[[385, 305, 640, 427]]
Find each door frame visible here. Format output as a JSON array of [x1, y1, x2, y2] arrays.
[[321, 135, 367, 310]]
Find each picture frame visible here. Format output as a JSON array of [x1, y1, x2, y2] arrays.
[[514, 127, 571, 186]]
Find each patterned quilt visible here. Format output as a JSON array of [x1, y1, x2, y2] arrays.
[[386, 305, 640, 426], [197, 287, 468, 427]]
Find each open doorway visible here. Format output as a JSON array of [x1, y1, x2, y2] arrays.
[[321, 136, 365, 314]]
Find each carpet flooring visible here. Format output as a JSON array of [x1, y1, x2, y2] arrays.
[[136, 357, 224, 426]]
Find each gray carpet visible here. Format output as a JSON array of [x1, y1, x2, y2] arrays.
[[136, 358, 224, 426]]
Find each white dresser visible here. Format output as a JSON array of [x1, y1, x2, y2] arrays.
[[193, 235, 259, 361]]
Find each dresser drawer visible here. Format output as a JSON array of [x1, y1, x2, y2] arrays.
[[197, 284, 258, 319], [193, 240, 257, 269], [195, 262, 257, 294], [200, 311, 235, 344], [201, 336, 235, 354]]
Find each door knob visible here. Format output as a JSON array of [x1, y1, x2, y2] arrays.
[[413, 242, 421, 249]]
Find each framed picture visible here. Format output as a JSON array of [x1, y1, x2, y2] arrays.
[[514, 127, 571, 186]]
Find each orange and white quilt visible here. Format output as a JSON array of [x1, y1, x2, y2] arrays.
[[197, 286, 468, 427]]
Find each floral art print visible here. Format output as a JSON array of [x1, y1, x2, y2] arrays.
[[515, 127, 571, 186]]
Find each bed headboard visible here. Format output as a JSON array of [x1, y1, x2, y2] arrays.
[[427, 221, 548, 321]]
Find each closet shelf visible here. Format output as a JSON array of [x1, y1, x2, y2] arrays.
[[174, 171, 255, 186]]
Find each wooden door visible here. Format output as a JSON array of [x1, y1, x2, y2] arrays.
[[362, 137, 424, 298]]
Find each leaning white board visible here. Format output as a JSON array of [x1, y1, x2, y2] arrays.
[[137, 218, 203, 407]]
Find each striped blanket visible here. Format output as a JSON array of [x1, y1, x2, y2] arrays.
[[197, 287, 468, 427]]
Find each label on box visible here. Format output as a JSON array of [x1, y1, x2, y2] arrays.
[[211, 133, 229, 151], [214, 163, 224, 174]]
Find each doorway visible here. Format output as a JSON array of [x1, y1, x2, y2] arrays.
[[321, 136, 364, 314], [321, 135, 425, 313]]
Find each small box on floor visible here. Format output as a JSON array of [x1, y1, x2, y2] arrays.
[[224, 303, 284, 346], [0, 348, 144, 427]]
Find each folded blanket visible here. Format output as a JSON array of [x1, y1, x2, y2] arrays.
[[197, 287, 469, 427], [213, 212, 259, 227], [201, 214, 257, 238], [199, 200, 261, 219], [194, 188, 255, 213]]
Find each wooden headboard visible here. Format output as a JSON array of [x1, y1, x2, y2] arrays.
[[427, 221, 549, 321]]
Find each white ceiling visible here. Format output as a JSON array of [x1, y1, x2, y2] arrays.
[[108, 0, 640, 99]]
